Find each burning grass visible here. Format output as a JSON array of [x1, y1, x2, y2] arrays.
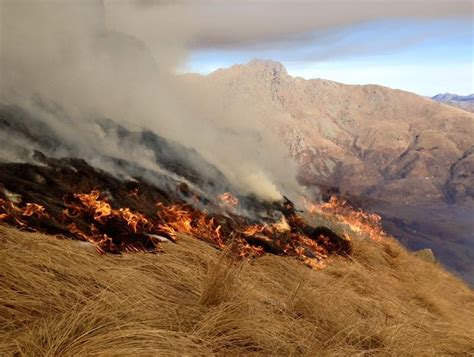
[[0, 188, 354, 268], [1, 225, 473, 355], [303, 196, 387, 242], [0, 157, 389, 273]]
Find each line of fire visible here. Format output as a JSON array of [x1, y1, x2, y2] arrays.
[[0, 154, 386, 269]]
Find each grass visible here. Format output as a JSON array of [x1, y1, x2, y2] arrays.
[[1, 224, 473, 355]]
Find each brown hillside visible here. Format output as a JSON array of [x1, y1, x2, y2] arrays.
[[182, 60, 474, 206], [181, 60, 474, 285]]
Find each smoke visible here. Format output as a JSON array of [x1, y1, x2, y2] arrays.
[[0, 0, 297, 201], [0, 0, 471, 202], [107, 0, 473, 51]]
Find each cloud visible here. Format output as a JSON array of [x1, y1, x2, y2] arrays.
[[107, 0, 473, 52]]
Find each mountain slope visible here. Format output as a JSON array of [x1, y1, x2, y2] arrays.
[[183, 60, 474, 206], [182, 60, 474, 283], [432, 93, 474, 113], [1, 225, 473, 355]]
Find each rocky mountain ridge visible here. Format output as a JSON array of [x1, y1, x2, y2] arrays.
[[181, 60, 474, 283], [183, 60, 474, 207]]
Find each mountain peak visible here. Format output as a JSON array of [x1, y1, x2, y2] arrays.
[[246, 59, 288, 75]]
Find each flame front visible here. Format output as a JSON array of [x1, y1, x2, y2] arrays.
[[156, 202, 225, 248], [0, 190, 354, 269], [0, 198, 47, 229], [304, 196, 385, 241], [60, 190, 164, 253]]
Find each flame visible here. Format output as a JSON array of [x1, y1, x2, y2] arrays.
[[66, 191, 153, 235], [242, 224, 266, 236], [0, 190, 353, 270], [272, 216, 291, 232], [218, 192, 239, 210], [239, 216, 334, 267], [74, 191, 112, 224], [156, 202, 225, 248], [0, 198, 48, 229], [241, 216, 289, 236], [304, 196, 385, 241], [22, 203, 48, 218], [61, 191, 162, 253], [236, 241, 265, 258]]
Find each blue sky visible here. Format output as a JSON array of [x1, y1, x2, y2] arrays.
[[185, 19, 473, 96]]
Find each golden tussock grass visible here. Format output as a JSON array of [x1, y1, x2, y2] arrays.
[[1, 224, 473, 355]]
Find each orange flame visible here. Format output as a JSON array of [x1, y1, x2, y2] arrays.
[[156, 202, 225, 248], [0, 198, 48, 228], [22, 203, 48, 218], [218, 192, 239, 210], [304, 196, 385, 241], [1, 190, 353, 270], [61, 191, 162, 253]]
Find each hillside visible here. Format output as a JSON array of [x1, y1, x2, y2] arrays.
[[181, 60, 474, 283], [1, 225, 473, 355], [183, 60, 474, 207]]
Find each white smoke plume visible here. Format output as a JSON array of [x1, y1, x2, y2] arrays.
[[0, 0, 471, 201]]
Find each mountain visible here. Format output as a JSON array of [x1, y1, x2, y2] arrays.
[[432, 93, 474, 102], [182, 59, 474, 282], [183, 60, 474, 207], [1, 59, 473, 283], [432, 93, 474, 113]]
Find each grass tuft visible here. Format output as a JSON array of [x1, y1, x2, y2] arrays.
[[1, 225, 473, 355]]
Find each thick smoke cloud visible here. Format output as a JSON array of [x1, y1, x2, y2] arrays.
[[0, 0, 300, 201], [108, 0, 473, 52], [0, 0, 471, 202]]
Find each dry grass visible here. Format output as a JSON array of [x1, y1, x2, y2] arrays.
[[1, 225, 473, 356]]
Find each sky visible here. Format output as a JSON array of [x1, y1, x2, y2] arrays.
[[186, 18, 473, 97]]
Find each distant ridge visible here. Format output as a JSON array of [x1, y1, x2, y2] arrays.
[[432, 93, 474, 112]]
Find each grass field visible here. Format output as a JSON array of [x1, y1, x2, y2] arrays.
[[1, 224, 473, 355]]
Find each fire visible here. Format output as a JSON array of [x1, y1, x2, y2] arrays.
[[73, 191, 112, 224], [0, 198, 48, 229], [236, 241, 265, 258], [66, 191, 154, 235], [304, 196, 385, 241], [242, 216, 289, 237], [156, 202, 225, 248], [242, 224, 266, 237], [239, 215, 337, 268], [0, 189, 353, 270], [22, 203, 48, 218], [62, 190, 163, 253], [272, 216, 291, 232], [218, 192, 239, 210]]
